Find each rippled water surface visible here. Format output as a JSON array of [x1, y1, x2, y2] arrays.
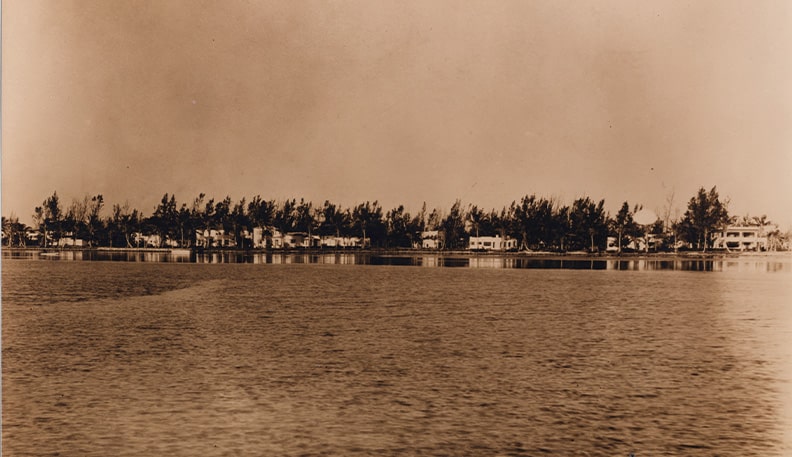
[[3, 258, 791, 456]]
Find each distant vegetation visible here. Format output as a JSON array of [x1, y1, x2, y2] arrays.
[[2, 186, 788, 252]]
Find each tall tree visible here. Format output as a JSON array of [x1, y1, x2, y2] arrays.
[[513, 195, 558, 250], [386, 205, 412, 248], [32, 207, 45, 247], [352, 201, 384, 247], [248, 196, 276, 232], [427, 207, 443, 231], [407, 211, 425, 248], [65, 196, 89, 246], [177, 204, 192, 247], [466, 205, 485, 238], [569, 197, 607, 252], [549, 205, 568, 251], [151, 193, 178, 247], [86, 195, 105, 246], [293, 199, 316, 236], [110, 202, 138, 247], [274, 199, 297, 234], [230, 198, 249, 248], [679, 186, 730, 251], [609, 201, 635, 253], [441, 200, 466, 249], [43, 191, 63, 247], [2, 214, 28, 247], [190, 193, 211, 245], [214, 196, 233, 232], [319, 200, 349, 238]]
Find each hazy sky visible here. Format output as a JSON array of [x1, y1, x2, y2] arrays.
[[3, 1, 791, 226]]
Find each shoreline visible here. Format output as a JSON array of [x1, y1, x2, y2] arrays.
[[3, 246, 790, 261]]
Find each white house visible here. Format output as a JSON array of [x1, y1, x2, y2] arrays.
[[468, 235, 517, 251], [132, 232, 161, 248], [57, 234, 85, 248], [712, 225, 770, 251], [608, 234, 663, 252], [253, 228, 365, 249], [252, 227, 269, 248], [269, 230, 321, 249], [320, 235, 367, 249], [195, 229, 236, 248], [421, 230, 443, 249]]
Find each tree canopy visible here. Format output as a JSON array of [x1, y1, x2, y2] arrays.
[[11, 186, 788, 252]]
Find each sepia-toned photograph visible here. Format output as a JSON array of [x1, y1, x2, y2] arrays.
[[2, 1, 791, 455]]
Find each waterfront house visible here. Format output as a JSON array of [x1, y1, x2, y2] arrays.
[[625, 234, 663, 252], [133, 232, 158, 248], [195, 229, 236, 248], [57, 233, 85, 248], [320, 235, 367, 249], [468, 235, 517, 251], [24, 229, 39, 246], [320, 235, 340, 248], [712, 225, 770, 251], [421, 230, 444, 249], [269, 230, 320, 249], [252, 227, 268, 248]]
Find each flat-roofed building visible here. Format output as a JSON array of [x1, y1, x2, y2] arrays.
[[713, 225, 769, 251], [468, 235, 517, 251], [421, 230, 443, 249]]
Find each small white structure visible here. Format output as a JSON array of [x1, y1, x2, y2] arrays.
[[421, 230, 443, 249], [626, 234, 662, 252], [58, 236, 85, 248], [320, 235, 366, 249], [712, 225, 769, 251], [133, 232, 162, 248], [606, 236, 619, 253], [468, 235, 517, 251]]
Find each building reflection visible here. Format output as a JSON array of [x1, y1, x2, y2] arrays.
[[3, 249, 791, 273]]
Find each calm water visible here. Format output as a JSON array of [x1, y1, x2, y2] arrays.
[[4, 248, 792, 272], [3, 257, 791, 456]]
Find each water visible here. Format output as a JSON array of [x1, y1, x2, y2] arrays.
[[3, 257, 791, 456], [4, 248, 792, 273]]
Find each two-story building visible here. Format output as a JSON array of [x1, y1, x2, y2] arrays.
[[269, 230, 321, 249], [712, 225, 769, 251], [195, 229, 236, 248]]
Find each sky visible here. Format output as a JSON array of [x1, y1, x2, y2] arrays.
[[3, 1, 791, 227]]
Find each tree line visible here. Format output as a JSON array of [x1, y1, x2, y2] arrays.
[[2, 186, 786, 251]]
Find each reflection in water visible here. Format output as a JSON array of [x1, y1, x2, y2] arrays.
[[4, 249, 791, 273]]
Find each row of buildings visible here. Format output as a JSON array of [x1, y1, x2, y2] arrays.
[[195, 228, 369, 250], [9, 224, 780, 252], [605, 224, 775, 252], [193, 228, 519, 251]]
